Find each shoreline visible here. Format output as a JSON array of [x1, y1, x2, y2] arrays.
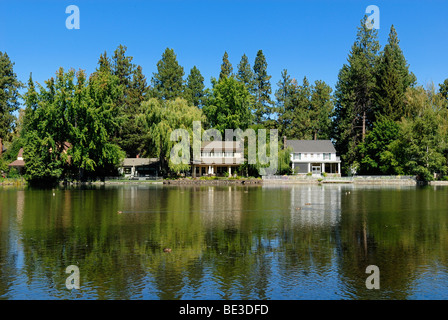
[[3, 177, 448, 187]]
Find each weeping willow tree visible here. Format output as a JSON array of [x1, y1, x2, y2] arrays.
[[140, 97, 205, 175]]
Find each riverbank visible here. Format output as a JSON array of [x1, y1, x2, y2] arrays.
[[262, 175, 419, 186], [0, 178, 26, 186], [163, 178, 262, 185]]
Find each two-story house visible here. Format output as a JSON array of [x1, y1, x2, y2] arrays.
[[192, 141, 244, 177], [286, 140, 341, 176]]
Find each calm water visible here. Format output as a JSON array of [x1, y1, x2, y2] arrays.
[[1, 183, 448, 300]]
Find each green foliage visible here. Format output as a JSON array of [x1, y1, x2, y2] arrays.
[[22, 67, 125, 183], [374, 25, 416, 121], [253, 50, 273, 124], [219, 51, 233, 81], [0, 51, 23, 140], [381, 87, 448, 181], [185, 66, 206, 108], [333, 15, 380, 172], [141, 98, 205, 174], [203, 77, 254, 133], [439, 78, 448, 102], [277, 146, 292, 175], [357, 117, 400, 174], [151, 48, 185, 100], [236, 54, 254, 93], [276, 73, 333, 140], [98, 45, 149, 158]]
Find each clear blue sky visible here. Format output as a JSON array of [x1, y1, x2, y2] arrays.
[[1, 0, 447, 101]]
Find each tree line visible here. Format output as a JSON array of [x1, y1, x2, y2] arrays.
[[1, 16, 448, 183]]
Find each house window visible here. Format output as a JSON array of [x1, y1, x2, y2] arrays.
[[124, 167, 132, 174], [293, 153, 301, 160], [323, 153, 332, 160]]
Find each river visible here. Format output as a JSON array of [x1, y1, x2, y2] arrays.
[[1, 184, 447, 299]]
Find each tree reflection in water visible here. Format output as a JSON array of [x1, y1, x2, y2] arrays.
[[0, 184, 447, 299]]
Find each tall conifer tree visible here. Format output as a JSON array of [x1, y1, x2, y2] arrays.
[[253, 50, 273, 124], [219, 51, 233, 81]]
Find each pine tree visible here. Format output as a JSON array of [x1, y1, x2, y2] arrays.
[[112, 44, 134, 91], [236, 54, 254, 92], [439, 79, 448, 102], [151, 48, 185, 100], [185, 66, 205, 107], [275, 69, 294, 137], [332, 16, 380, 173], [253, 50, 273, 124], [374, 25, 416, 120], [310, 80, 333, 140], [119, 65, 149, 157], [98, 45, 149, 157], [0, 52, 22, 141], [219, 51, 233, 81], [98, 51, 112, 73]]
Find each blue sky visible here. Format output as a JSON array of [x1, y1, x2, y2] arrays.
[[1, 0, 447, 100]]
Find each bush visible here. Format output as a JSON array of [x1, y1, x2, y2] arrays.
[[7, 167, 20, 178]]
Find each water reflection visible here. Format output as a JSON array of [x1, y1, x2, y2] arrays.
[[0, 184, 448, 299]]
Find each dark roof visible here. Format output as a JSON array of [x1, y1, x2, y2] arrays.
[[286, 140, 336, 153]]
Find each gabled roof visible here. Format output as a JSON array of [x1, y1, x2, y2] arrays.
[[9, 148, 25, 167], [8, 159, 25, 167], [286, 140, 336, 153]]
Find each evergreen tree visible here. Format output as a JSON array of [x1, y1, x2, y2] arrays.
[[0, 52, 22, 141], [253, 50, 273, 124], [236, 54, 254, 92], [98, 51, 112, 73], [275, 69, 294, 137], [219, 51, 233, 81], [203, 77, 253, 133], [374, 25, 416, 120], [309, 80, 333, 140], [151, 48, 185, 100], [97, 45, 149, 157], [439, 78, 448, 102], [112, 44, 134, 91], [119, 65, 149, 157], [185, 66, 205, 108], [332, 16, 380, 173]]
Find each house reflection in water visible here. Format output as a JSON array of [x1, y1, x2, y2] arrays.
[[289, 185, 342, 227], [198, 186, 243, 229]]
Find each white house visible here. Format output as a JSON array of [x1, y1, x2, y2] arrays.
[[192, 141, 244, 177], [286, 140, 341, 176]]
